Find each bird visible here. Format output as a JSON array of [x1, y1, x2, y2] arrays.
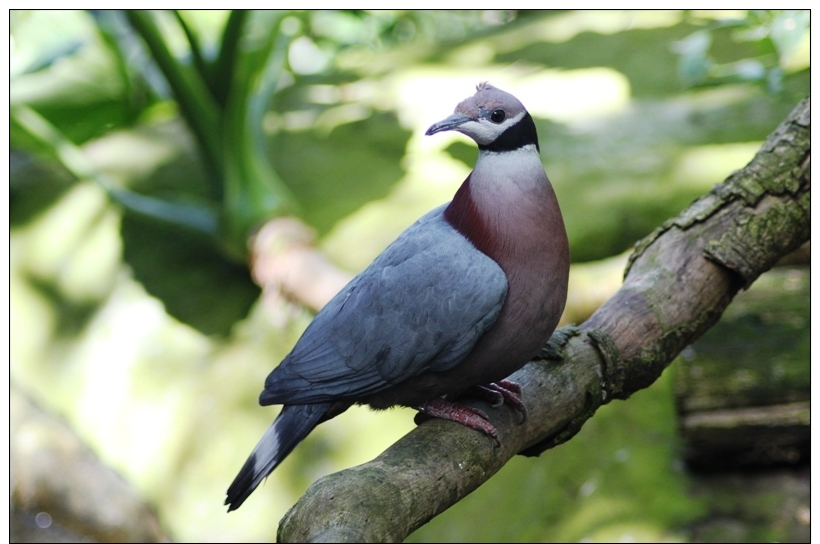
[[225, 82, 569, 511]]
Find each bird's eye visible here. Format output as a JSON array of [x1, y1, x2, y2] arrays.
[[490, 109, 506, 123]]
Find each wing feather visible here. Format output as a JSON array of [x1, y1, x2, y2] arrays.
[[261, 206, 507, 405]]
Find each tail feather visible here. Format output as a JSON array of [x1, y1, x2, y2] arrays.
[[225, 403, 330, 511]]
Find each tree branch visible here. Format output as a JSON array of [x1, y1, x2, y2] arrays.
[[277, 96, 810, 543], [10, 384, 169, 542]]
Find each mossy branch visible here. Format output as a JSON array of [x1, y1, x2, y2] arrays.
[[277, 96, 810, 543]]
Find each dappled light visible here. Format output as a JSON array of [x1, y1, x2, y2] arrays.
[[10, 9, 809, 543]]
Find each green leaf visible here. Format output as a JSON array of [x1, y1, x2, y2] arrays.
[[268, 112, 411, 235], [10, 11, 143, 144], [173, 10, 212, 89], [210, 9, 248, 106], [120, 211, 259, 336], [11, 104, 219, 239], [125, 10, 224, 194], [221, 12, 298, 251]]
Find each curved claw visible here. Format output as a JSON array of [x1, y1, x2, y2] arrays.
[[416, 398, 500, 446], [488, 379, 528, 423], [470, 384, 505, 408], [467, 379, 528, 423]]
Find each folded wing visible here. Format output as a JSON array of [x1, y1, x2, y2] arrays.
[[261, 206, 508, 406]]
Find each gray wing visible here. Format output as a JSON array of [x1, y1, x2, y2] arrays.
[[261, 205, 507, 405]]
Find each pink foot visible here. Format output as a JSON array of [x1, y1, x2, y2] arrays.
[[414, 380, 528, 445], [417, 398, 500, 445]]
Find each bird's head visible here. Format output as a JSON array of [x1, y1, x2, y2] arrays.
[[426, 82, 538, 152]]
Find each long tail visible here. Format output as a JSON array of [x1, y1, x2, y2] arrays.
[[225, 402, 331, 511]]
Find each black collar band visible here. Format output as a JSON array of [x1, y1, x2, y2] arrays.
[[478, 112, 540, 153]]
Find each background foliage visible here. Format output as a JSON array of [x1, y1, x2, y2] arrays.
[[9, 9, 809, 542]]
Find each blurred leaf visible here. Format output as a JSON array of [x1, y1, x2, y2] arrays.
[[269, 112, 411, 235], [9, 152, 74, 227], [221, 11, 298, 252], [9, 36, 84, 77], [124, 10, 223, 187], [210, 10, 245, 105], [172, 10, 211, 89], [673, 10, 809, 92], [120, 213, 259, 336], [10, 10, 88, 77], [10, 11, 149, 144], [11, 104, 220, 240], [10, 108, 238, 337], [10, 45, 140, 145]]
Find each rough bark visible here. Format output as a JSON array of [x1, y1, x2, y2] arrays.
[[277, 96, 810, 543]]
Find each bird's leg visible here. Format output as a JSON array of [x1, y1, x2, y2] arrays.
[[416, 398, 501, 446]]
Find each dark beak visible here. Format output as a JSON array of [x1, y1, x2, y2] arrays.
[[425, 113, 471, 136]]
